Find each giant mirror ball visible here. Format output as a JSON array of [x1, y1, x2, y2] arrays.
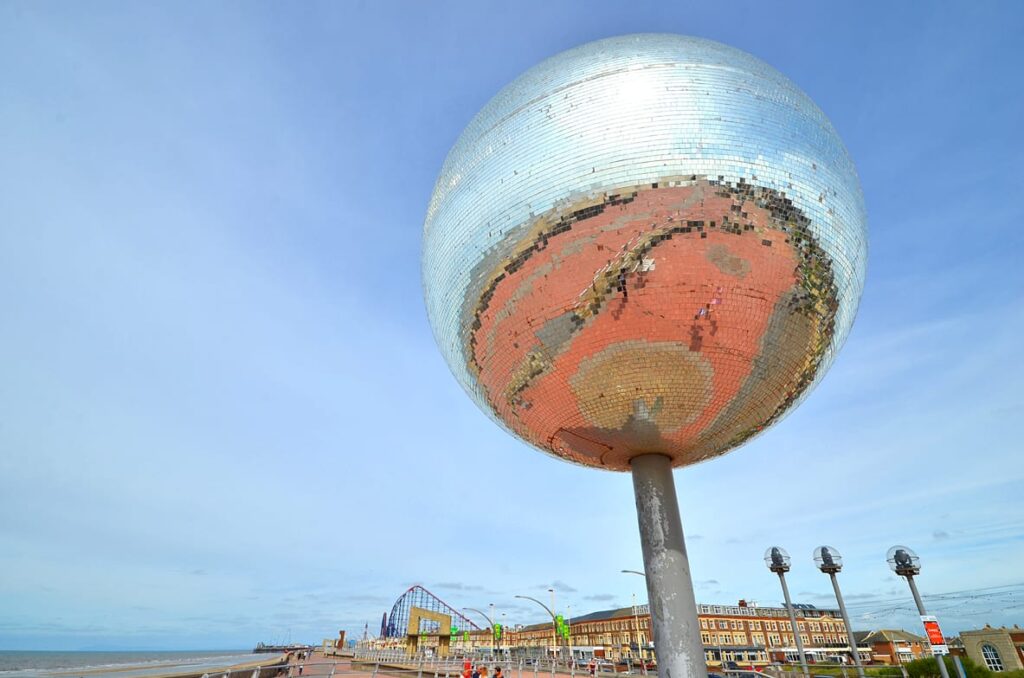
[[422, 34, 867, 471]]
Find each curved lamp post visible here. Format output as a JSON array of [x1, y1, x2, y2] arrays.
[[515, 594, 564, 661], [466, 607, 497, 653], [813, 546, 865, 678], [887, 546, 951, 678], [765, 547, 808, 678]]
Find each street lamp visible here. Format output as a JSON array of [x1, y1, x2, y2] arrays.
[[491, 604, 500, 655], [764, 547, 809, 678], [622, 570, 649, 675], [886, 546, 951, 678], [813, 546, 865, 678], [465, 607, 496, 656], [515, 594, 564, 662], [567, 603, 574, 666]]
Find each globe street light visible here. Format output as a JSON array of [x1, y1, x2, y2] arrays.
[[813, 546, 865, 678], [423, 34, 868, 678], [886, 546, 951, 678], [764, 547, 808, 678]]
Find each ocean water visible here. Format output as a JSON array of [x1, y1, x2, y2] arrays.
[[0, 651, 275, 678]]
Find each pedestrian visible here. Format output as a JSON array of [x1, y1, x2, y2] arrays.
[[472, 665, 480, 678], [479, 667, 489, 678], [588, 659, 596, 678], [298, 666, 303, 677], [493, 668, 503, 678]]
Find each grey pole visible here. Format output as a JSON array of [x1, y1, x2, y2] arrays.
[[514, 596, 558, 666], [827, 573, 865, 678], [630, 453, 707, 678], [465, 608, 496, 657], [905, 576, 951, 678], [777, 572, 809, 678]]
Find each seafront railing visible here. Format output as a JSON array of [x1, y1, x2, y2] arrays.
[[351, 650, 650, 678], [349, 651, 910, 678]]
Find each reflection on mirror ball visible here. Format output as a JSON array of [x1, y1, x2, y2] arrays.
[[423, 34, 867, 471]]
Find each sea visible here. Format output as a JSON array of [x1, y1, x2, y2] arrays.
[[0, 651, 274, 678]]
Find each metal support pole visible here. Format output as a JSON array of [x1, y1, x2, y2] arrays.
[[777, 572, 809, 678], [631, 454, 707, 678], [906, 576, 951, 678], [827, 573, 865, 678]]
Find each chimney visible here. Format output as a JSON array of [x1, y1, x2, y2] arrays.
[[739, 600, 748, 607]]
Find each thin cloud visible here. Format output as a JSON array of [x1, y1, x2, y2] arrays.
[[434, 582, 485, 592], [535, 580, 578, 593]]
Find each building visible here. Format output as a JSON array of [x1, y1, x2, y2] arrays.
[[503, 600, 865, 668], [854, 630, 929, 664], [960, 626, 1024, 672], [373, 588, 875, 668]]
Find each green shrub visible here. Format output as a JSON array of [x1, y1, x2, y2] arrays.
[[904, 656, 990, 678]]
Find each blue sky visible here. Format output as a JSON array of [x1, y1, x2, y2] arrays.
[[2, 0, 1023, 652]]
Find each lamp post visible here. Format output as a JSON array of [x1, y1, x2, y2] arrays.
[[465, 608, 496, 656], [567, 604, 574, 665], [886, 546, 951, 678], [491, 604, 499, 655], [622, 570, 649, 675], [765, 547, 809, 678], [515, 594, 563, 662], [813, 546, 865, 678], [551, 589, 559, 662], [631, 455, 706, 678]]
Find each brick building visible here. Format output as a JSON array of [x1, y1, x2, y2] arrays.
[[853, 630, 929, 664], [503, 600, 866, 668], [961, 626, 1024, 672]]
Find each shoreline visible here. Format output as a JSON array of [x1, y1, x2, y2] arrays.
[[39, 654, 290, 678]]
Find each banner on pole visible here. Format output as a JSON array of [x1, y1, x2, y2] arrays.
[[921, 616, 949, 655]]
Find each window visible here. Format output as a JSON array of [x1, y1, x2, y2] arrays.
[[982, 644, 1004, 672], [719, 621, 729, 630], [701, 619, 708, 629], [702, 633, 711, 645]]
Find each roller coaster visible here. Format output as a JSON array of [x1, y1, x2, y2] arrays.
[[382, 584, 483, 638]]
